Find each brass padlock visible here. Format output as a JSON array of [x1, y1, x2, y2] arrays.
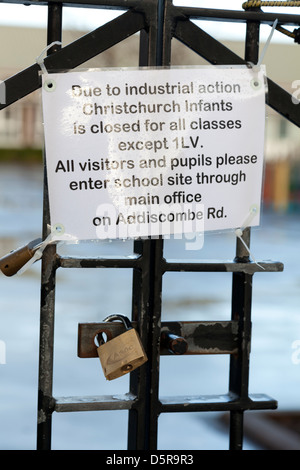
[[0, 238, 42, 277], [97, 314, 147, 381]]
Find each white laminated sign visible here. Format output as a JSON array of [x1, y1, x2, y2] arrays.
[[42, 66, 267, 241]]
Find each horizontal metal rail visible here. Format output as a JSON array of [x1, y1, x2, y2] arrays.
[[0, 0, 137, 7], [57, 255, 283, 274], [54, 394, 136, 412], [53, 392, 277, 413], [3, 0, 300, 25], [178, 6, 300, 25], [163, 260, 283, 274], [58, 255, 141, 269]]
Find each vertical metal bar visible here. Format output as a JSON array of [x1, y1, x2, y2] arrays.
[[128, 240, 155, 450], [37, 2, 62, 451], [128, 0, 161, 448], [244, 9, 260, 66], [229, 9, 260, 451], [230, 273, 253, 397], [127, 5, 157, 446], [230, 410, 244, 450], [127, 1, 159, 448], [128, 238, 164, 450], [36, 246, 57, 450], [229, 272, 253, 450], [146, 0, 173, 450], [139, 29, 150, 67], [128, 0, 172, 450]]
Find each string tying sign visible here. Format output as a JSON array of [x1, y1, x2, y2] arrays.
[[41, 65, 267, 241]]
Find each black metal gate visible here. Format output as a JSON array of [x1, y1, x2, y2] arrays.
[[2, 0, 299, 451]]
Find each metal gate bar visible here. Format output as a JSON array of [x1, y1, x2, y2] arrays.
[[229, 13, 259, 451], [0, 0, 291, 451]]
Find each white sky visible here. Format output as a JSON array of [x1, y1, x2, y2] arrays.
[[0, 0, 298, 43]]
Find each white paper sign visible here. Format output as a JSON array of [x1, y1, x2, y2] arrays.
[[42, 66, 266, 241]]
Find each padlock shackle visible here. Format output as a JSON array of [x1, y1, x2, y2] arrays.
[[103, 314, 133, 331]]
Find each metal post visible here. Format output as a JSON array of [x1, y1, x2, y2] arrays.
[[128, 0, 172, 450], [229, 7, 261, 450], [36, 2, 62, 450]]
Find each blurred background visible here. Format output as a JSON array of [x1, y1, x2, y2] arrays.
[[0, 0, 300, 450]]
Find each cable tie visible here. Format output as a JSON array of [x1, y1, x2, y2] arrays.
[[258, 18, 278, 68], [234, 205, 264, 270], [36, 41, 62, 75], [239, 204, 258, 232], [249, 18, 278, 90], [17, 231, 55, 276]]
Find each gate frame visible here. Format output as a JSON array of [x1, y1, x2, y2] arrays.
[[1, 0, 294, 450]]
